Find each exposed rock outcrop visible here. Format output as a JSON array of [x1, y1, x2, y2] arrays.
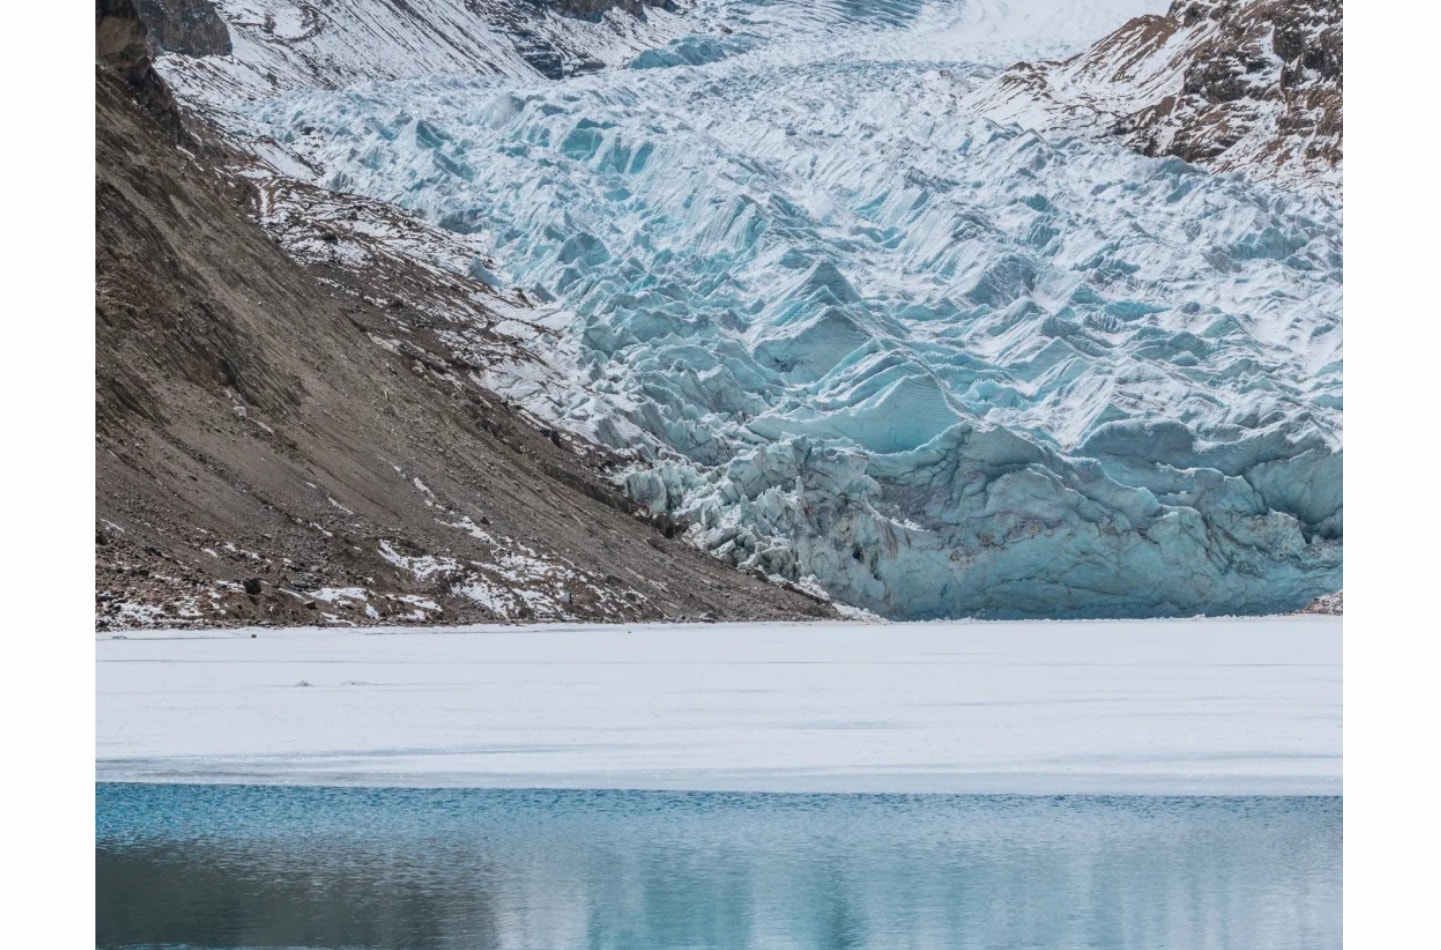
[[1298, 590, 1342, 615], [135, 0, 232, 56], [96, 0, 182, 138], [968, 0, 1342, 188]]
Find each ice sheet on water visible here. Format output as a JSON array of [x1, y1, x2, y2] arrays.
[[95, 617, 1342, 794]]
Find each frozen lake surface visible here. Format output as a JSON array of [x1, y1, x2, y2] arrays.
[[96, 617, 1340, 794]]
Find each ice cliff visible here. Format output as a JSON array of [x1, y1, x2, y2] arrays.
[[154, 0, 1341, 618]]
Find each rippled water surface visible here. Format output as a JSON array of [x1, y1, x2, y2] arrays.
[[97, 783, 1340, 949]]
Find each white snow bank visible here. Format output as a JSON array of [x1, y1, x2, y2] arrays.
[[96, 617, 1340, 794]]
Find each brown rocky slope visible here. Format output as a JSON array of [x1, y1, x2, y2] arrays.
[[95, 6, 833, 630]]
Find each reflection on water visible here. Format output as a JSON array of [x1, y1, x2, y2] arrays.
[[96, 784, 1340, 949]]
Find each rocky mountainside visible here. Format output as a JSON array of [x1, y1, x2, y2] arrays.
[[104, 0, 1342, 621], [967, 0, 1342, 189], [135, 0, 232, 55], [97, 0, 184, 136], [95, 1, 833, 630]]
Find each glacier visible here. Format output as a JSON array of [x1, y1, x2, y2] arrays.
[[172, 0, 1341, 619]]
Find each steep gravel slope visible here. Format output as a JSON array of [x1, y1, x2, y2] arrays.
[[95, 12, 833, 630]]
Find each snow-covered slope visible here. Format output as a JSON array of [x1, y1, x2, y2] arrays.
[[156, 0, 693, 102], [966, 0, 1342, 190], [150, 0, 1341, 619]]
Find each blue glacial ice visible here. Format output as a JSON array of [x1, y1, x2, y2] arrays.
[[236, 0, 1341, 618]]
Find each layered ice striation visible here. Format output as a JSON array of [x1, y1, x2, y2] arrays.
[[226, 0, 1340, 618]]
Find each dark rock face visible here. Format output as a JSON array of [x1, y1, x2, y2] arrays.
[[96, 0, 183, 137], [134, 0, 232, 56]]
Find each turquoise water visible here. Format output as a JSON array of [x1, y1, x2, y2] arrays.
[[97, 784, 1340, 949]]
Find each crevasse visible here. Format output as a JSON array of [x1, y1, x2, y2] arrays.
[[233, 0, 1340, 618]]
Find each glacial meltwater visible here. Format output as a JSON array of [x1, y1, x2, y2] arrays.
[[96, 783, 1340, 949]]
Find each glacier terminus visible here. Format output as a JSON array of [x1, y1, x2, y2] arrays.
[[158, 0, 1341, 619]]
